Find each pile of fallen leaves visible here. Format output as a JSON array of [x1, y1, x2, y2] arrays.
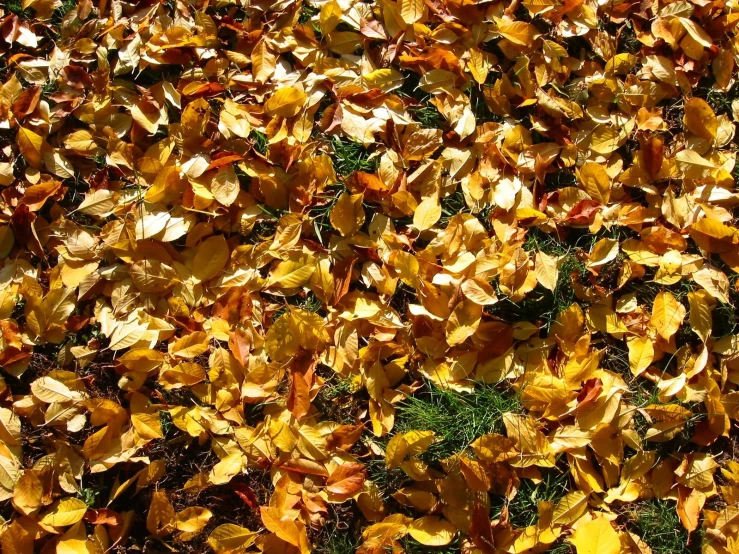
[[1, 0, 739, 551]]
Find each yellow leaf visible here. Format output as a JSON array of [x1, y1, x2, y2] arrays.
[[363, 68, 405, 91], [552, 491, 588, 525], [56, 522, 90, 554], [31, 376, 76, 403], [330, 192, 365, 237], [468, 48, 489, 84], [320, 0, 342, 34], [13, 472, 43, 515], [17, 127, 44, 168], [408, 516, 456, 546], [535, 251, 559, 292], [264, 87, 307, 118], [386, 434, 409, 469], [568, 516, 620, 554], [43, 287, 76, 328], [461, 278, 498, 305], [44, 150, 75, 179], [414, 195, 441, 231], [675, 149, 716, 179], [146, 490, 175, 537], [404, 430, 435, 456], [264, 256, 316, 289], [586, 238, 619, 270], [689, 218, 738, 253], [193, 235, 230, 282], [692, 266, 730, 303], [400, 0, 424, 24], [678, 17, 713, 47], [388, 250, 419, 287], [211, 166, 240, 207], [684, 97, 718, 139], [260, 506, 303, 547], [677, 487, 705, 532], [207, 524, 257, 554], [39, 498, 88, 527], [688, 290, 713, 342], [549, 426, 592, 453], [175, 506, 213, 533], [209, 452, 244, 485], [577, 161, 611, 204], [131, 412, 164, 440], [445, 299, 482, 346], [181, 98, 210, 137], [77, 190, 118, 216], [169, 331, 210, 358], [503, 412, 556, 467], [627, 335, 654, 376], [605, 53, 637, 75], [589, 125, 625, 154], [252, 40, 276, 83], [495, 18, 539, 46], [650, 291, 686, 340]]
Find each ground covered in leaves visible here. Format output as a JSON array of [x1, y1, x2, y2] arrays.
[[1, 0, 739, 552]]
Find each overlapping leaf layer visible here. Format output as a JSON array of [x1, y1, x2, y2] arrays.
[[1, 0, 739, 551]]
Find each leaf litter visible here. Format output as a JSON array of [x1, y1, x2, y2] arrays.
[[0, 0, 739, 552]]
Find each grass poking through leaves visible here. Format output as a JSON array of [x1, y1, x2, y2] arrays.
[[395, 383, 522, 462], [628, 499, 695, 554]]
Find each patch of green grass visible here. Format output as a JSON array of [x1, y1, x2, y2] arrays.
[[242, 218, 278, 245], [331, 136, 377, 177], [471, 86, 504, 124], [270, 291, 324, 322], [439, 188, 493, 231], [523, 227, 571, 257], [41, 80, 59, 101], [51, 0, 77, 26], [543, 168, 578, 192], [409, 103, 445, 129], [250, 130, 268, 155], [68, 322, 102, 346], [364, 456, 407, 498], [497, 468, 571, 528], [77, 487, 101, 507], [92, 153, 107, 168], [618, 21, 642, 55], [693, 75, 739, 117], [5, 0, 32, 18], [321, 376, 354, 401], [489, 243, 586, 332], [599, 340, 630, 377], [309, 184, 345, 245], [440, 189, 470, 225], [313, 373, 360, 424], [159, 410, 174, 437], [395, 383, 521, 461], [713, 300, 739, 338], [298, 3, 319, 25], [549, 542, 575, 554], [628, 499, 692, 554], [704, 88, 732, 116], [298, 291, 323, 312], [395, 70, 448, 129], [313, 526, 358, 554]]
